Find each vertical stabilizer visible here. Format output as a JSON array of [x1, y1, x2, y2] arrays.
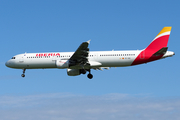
[[145, 27, 171, 52], [132, 27, 172, 65]]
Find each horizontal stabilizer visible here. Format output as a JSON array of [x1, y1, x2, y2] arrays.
[[153, 47, 168, 56]]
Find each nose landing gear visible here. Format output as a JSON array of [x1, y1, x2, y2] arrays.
[[21, 69, 26, 77]]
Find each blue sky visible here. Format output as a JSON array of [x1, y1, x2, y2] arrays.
[[0, 0, 179, 119]]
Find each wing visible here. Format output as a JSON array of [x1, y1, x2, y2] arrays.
[[69, 40, 90, 67]]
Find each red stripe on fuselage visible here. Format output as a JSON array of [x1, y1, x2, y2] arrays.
[[131, 35, 169, 65]]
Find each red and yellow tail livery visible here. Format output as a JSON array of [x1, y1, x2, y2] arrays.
[[132, 27, 172, 65]]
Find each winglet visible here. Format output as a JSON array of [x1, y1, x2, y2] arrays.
[[87, 40, 91, 44]]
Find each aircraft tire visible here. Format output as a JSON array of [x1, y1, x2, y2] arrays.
[[21, 74, 25, 77], [87, 74, 93, 79], [80, 69, 86, 74]]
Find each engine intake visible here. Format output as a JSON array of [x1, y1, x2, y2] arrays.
[[67, 69, 81, 76]]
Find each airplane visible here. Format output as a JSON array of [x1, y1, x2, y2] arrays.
[[5, 27, 175, 79]]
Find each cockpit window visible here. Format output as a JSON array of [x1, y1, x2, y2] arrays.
[[11, 57, 16, 59]]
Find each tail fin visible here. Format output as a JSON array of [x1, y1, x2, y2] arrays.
[[131, 27, 172, 65], [145, 27, 172, 52]]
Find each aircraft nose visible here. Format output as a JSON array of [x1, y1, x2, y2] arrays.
[[5, 61, 9, 67], [5, 60, 12, 67]]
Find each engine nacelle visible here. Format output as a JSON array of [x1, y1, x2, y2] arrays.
[[67, 69, 80, 76], [56, 60, 69, 68]]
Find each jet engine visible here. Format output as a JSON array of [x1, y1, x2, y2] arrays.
[[56, 60, 69, 68], [67, 69, 80, 76]]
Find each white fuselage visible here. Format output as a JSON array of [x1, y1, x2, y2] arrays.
[[6, 50, 143, 69]]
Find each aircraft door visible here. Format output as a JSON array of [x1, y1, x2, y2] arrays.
[[19, 56, 24, 63]]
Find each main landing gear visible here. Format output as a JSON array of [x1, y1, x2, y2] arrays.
[[21, 68, 26, 77], [87, 69, 93, 79], [80, 69, 86, 74], [87, 73, 93, 79], [80, 69, 93, 79]]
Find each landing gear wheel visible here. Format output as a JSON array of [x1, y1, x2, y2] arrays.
[[80, 69, 86, 74], [21, 69, 26, 78], [21, 74, 25, 77], [87, 74, 93, 79]]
